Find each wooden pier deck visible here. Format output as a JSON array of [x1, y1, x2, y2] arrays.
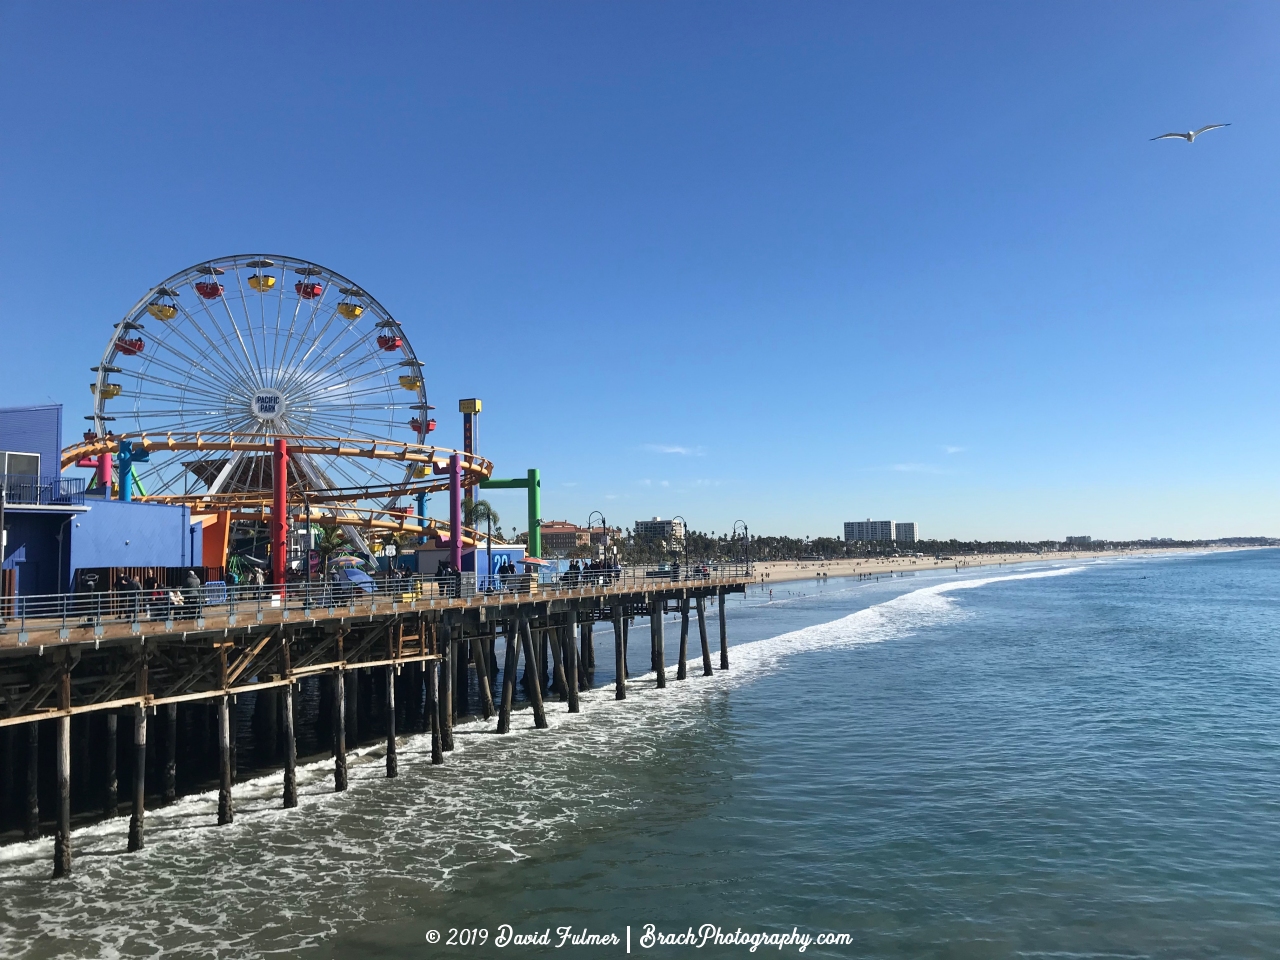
[[0, 566, 751, 877]]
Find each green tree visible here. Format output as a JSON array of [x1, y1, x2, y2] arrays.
[[314, 525, 352, 571]]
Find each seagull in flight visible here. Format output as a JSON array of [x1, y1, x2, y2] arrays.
[[1151, 123, 1230, 142]]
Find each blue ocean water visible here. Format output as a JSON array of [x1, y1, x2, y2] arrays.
[[2, 550, 1278, 958]]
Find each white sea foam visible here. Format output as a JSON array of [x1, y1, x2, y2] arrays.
[[0, 564, 1082, 958]]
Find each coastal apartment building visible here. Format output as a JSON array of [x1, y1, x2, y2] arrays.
[[633, 517, 685, 543], [844, 519, 918, 543], [845, 519, 894, 542]]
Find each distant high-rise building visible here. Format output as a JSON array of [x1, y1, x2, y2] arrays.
[[1066, 535, 1092, 546], [844, 519, 894, 542], [894, 522, 918, 543]]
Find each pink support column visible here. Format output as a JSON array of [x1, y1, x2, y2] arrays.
[[449, 453, 463, 573], [98, 450, 112, 500], [272, 439, 290, 590]]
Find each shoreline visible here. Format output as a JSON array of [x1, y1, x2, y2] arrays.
[[751, 546, 1247, 585]]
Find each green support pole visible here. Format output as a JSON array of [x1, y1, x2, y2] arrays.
[[480, 469, 542, 559], [527, 468, 541, 559]]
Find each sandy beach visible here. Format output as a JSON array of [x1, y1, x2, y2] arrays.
[[751, 547, 1229, 584]]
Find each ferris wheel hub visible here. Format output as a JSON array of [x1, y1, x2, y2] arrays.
[[250, 388, 287, 424]]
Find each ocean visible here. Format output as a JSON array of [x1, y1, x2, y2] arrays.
[[2, 549, 1278, 958]]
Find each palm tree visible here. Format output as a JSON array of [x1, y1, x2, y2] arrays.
[[463, 499, 500, 588], [314, 525, 351, 574]]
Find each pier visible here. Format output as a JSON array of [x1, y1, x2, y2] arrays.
[[0, 565, 750, 877]]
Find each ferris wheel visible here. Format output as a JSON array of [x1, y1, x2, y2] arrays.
[[87, 255, 434, 505]]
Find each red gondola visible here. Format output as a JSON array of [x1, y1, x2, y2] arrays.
[[377, 334, 403, 352], [195, 281, 224, 299], [296, 281, 324, 299], [115, 337, 144, 356]]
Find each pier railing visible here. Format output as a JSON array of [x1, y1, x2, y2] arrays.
[[0, 562, 752, 641], [0, 474, 86, 506]]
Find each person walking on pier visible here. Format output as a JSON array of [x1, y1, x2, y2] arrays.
[[184, 569, 203, 617]]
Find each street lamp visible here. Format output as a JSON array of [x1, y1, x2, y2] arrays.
[[733, 520, 749, 569], [671, 515, 688, 577], [588, 511, 606, 562]]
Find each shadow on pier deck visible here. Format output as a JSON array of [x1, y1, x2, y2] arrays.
[[0, 565, 751, 877]]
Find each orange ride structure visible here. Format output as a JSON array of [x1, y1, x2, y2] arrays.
[[69, 255, 492, 578]]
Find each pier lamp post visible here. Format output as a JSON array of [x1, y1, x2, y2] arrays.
[[671, 515, 688, 578], [588, 511, 606, 562], [733, 521, 749, 570]]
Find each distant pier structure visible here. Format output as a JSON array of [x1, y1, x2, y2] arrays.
[[0, 566, 749, 877]]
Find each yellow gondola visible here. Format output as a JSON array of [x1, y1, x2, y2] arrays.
[[248, 274, 277, 292], [413, 464, 431, 478], [398, 375, 423, 391], [91, 382, 122, 399], [146, 302, 178, 321], [337, 302, 364, 320]]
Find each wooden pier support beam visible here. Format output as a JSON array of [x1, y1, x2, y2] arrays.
[[519, 618, 548, 729], [440, 622, 454, 751], [162, 703, 177, 805], [718, 588, 729, 670], [498, 620, 517, 734], [548, 624, 568, 702], [385, 663, 398, 778], [566, 621, 580, 714], [473, 630, 495, 720], [621, 616, 629, 680], [217, 696, 234, 824], [613, 607, 626, 700], [653, 599, 666, 688], [697, 596, 713, 676], [24, 724, 38, 840], [53, 661, 72, 878], [103, 712, 118, 818], [428, 654, 444, 764], [455, 634, 470, 719], [333, 667, 348, 792], [677, 597, 690, 681], [127, 706, 146, 851], [281, 634, 297, 808]]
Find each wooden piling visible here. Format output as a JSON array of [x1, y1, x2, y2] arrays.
[[548, 624, 569, 702], [385, 663, 398, 778], [345, 669, 359, 748], [217, 696, 233, 824], [718, 588, 729, 669], [127, 706, 146, 851], [333, 666, 348, 792], [440, 622, 454, 751], [566, 622, 580, 713], [653, 599, 666, 688], [613, 607, 626, 700], [455, 634, 470, 719], [281, 634, 297, 808], [428, 655, 444, 764], [162, 703, 177, 805], [473, 630, 495, 720], [103, 712, 118, 818], [677, 597, 690, 680], [498, 620, 517, 734], [622, 617, 629, 680], [53, 662, 71, 878], [519, 618, 548, 729], [24, 723, 39, 840], [697, 596, 713, 676], [584, 621, 596, 672]]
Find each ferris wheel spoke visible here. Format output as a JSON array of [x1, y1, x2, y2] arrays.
[[295, 363, 398, 405], [214, 288, 267, 389], [272, 289, 333, 391], [135, 323, 249, 398], [143, 314, 253, 395], [118, 368, 233, 407], [284, 343, 391, 405], [226, 268, 270, 382], [275, 304, 377, 396], [172, 298, 261, 395]]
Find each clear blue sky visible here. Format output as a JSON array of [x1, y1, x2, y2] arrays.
[[1, 1, 1276, 541]]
